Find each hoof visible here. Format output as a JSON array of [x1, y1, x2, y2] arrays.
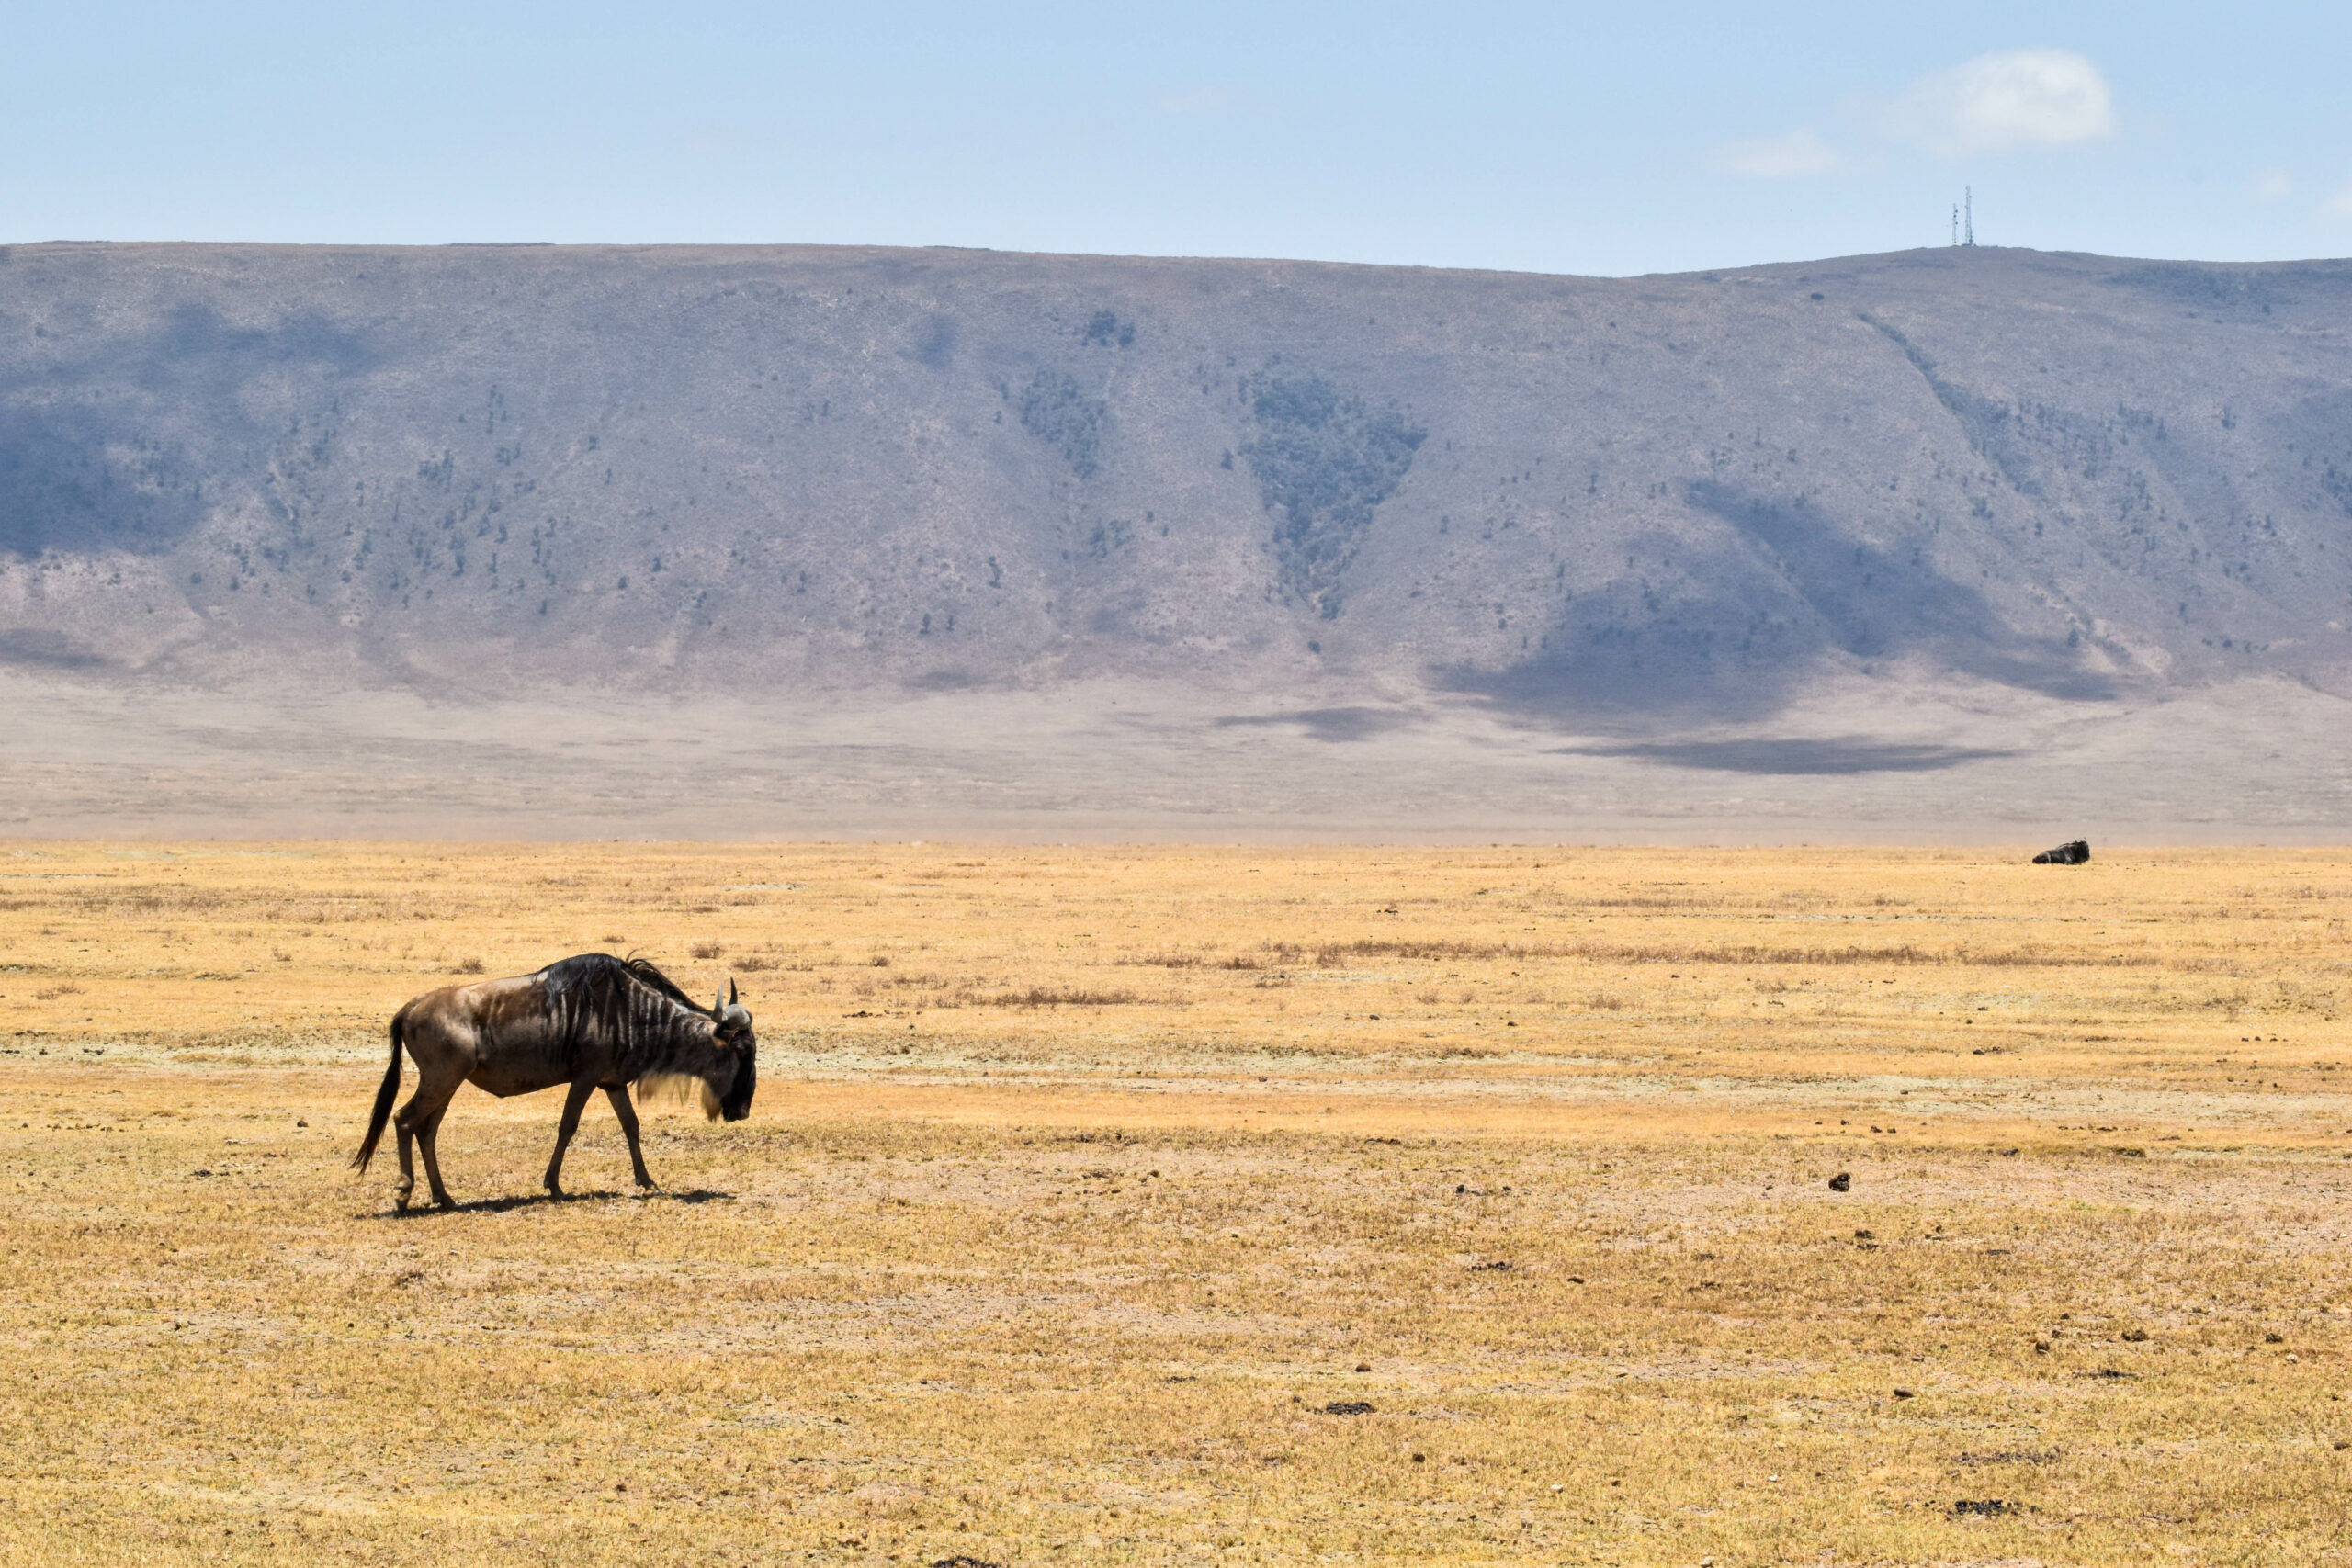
[[393, 1196, 410, 1213]]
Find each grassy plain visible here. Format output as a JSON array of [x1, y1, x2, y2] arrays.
[[4, 842, 2352, 1566]]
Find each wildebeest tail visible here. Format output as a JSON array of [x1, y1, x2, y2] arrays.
[[353, 1009, 406, 1172]]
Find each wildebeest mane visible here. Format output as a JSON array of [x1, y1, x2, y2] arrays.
[[536, 951, 713, 1014], [616, 953, 715, 1015], [532, 953, 727, 1089]]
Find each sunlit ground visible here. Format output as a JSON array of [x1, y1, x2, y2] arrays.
[[4, 842, 2349, 1564]]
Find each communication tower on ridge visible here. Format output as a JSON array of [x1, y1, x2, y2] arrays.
[[1965, 187, 1975, 246], [1951, 203, 1960, 245]]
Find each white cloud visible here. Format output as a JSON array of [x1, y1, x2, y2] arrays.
[[2251, 168, 2293, 201], [1888, 49, 2115, 157], [1711, 129, 1846, 179], [2326, 184, 2352, 219]]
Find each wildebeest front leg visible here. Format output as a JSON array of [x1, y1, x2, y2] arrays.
[[605, 1086, 658, 1190], [544, 1077, 598, 1198]]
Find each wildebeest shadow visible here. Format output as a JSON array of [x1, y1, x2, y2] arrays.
[[365, 1187, 732, 1218]]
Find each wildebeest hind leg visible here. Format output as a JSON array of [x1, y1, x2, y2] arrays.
[[544, 1078, 597, 1198], [393, 1116, 417, 1212], [416, 1102, 458, 1210], [605, 1086, 658, 1190], [394, 1069, 466, 1210]]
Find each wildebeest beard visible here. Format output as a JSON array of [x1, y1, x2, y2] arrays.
[[718, 1043, 755, 1122], [636, 1022, 756, 1123]]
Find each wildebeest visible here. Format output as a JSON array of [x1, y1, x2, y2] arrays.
[[2032, 840, 2092, 865], [353, 953, 755, 1210]]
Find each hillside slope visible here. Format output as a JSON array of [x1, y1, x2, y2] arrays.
[[4, 241, 2349, 726]]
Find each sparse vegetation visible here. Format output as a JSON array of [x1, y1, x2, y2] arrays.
[[3, 842, 2350, 1564], [977, 985, 1143, 1007], [1080, 310, 1135, 348], [1016, 368, 1104, 477], [1238, 373, 1424, 618]]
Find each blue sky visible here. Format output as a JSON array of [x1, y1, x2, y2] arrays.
[[4, 0, 2345, 275]]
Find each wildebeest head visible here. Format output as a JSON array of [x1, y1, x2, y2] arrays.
[[709, 976, 757, 1122]]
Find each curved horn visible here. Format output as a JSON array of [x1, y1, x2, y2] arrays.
[[713, 989, 724, 1016], [729, 976, 740, 1006]]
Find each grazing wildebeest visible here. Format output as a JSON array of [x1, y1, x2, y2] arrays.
[[353, 953, 755, 1210], [2032, 840, 2092, 865]]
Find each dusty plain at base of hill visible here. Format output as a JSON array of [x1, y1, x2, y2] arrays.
[[5, 842, 2352, 1565], [8, 668, 2352, 843]]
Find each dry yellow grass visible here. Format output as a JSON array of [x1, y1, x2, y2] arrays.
[[5, 841, 2352, 1565]]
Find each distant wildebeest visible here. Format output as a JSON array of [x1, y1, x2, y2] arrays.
[[2032, 840, 2092, 865], [353, 953, 755, 1210]]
